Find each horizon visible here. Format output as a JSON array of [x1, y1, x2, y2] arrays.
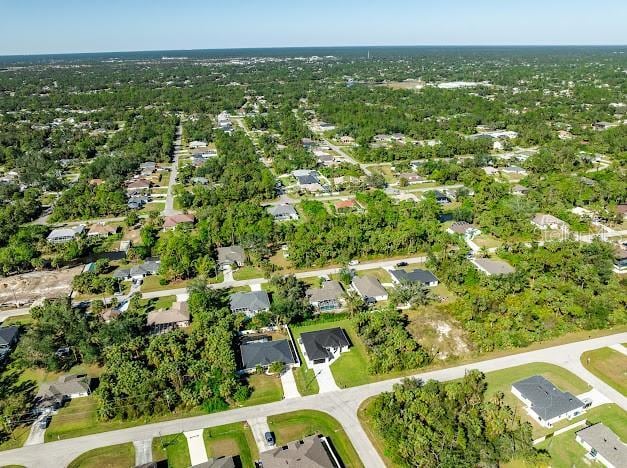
[[3, 0, 627, 56]]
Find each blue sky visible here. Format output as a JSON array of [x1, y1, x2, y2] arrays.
[[2, 0, 626, 55]]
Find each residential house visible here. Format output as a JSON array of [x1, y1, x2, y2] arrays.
[[511, 375, 586, 428], [593, 121, 615, 131], [113, 258, 160, 281], [47, 225, 85, 244], [512, 184, 529, 196], [239, 339, 297, 372], [397, 172, 426, 184], [146, 301, 190, 334], [229, 291, 270, 317], [162, 213, 195, 231], [471, 258, 515, 276], [351, 276, 388, 303], [301, 138, 315, 148], [616, 204, 627, 220], [299, 328, 350, 366], [189, 140, 208, 149], [447, 221, 481, 239], [389, 269, 439, 287], [217, 245, 246, 269], [316, 153, 336, 166], [501, 166, 527, 176], [267, 204, 299, 221], [190, 177, 209, 185], [531, 213, 569, 231], [259, 435, 341, 468], [306, 280, 345, 311], [334, 199, 357, 211], [36, 374, 92, 413], [575, 423, 627, 468], [339, 135, 355, 144], [483, 166, 499, 176], [432, 190, 450, 204], [126, 178, 151, 192], [293, 169, 324, 192], [128, 195, 149, 210], [87, 223, 118, 237], [614, 246, 627, 274], [0, 326, 19, 360]]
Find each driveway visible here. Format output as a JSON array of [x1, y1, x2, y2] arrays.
[[133, 439, 152, 466], [577, 388, 611, 409], [312, 362, 340, 393], [24, 417, 46, 446], [248, 417, 273, 452], [280, 369, 300, 399], [184, 429, 207, 466]]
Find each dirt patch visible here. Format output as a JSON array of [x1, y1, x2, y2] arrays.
[[0, 266, 82, 309], [405, 306, 472, 360]]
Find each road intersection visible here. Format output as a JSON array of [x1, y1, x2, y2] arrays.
[[2, 331, 625, 468]]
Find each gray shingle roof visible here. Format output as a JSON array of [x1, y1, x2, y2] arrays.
[[389, 269, 438, 285], [217, 245, 245, 265], [267, 204, 298, 218], [300, 327, 349, 362], [240, 339, 296, 370], [229, 291, 270, 313], [352, 276, 387, 299], [306, 281, 344, 304], [260, 435, 336, 468], [576, 423, 627, 468], [512, 375, 584, 421], [0, 326, 19, 347]]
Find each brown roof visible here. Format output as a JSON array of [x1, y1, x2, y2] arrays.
[[335, 199, 356, 209], [163, 214, 195, 228], [259, 435, 336, 468], [617, 204, 627, 215], [127, 179, 151, 189], [147, 302, 190, 326]]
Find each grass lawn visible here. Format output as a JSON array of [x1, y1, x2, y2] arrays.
[[239, 373, 283, 407], [67, 443, 135, 468], [45, 395, 206, 441], [140, 275, 189, 293], [232, 266, 264, 281], [355, 268, 392, 283], [0, 314, 34, 327], [203, 422, 257, 467], [484, 363, 591, 438], [268, 410, 363, 468], [533, 404, 627, 468], [473, 234, 503, 249], [0, 425, 31, 452], [20, 362, 102, 386], [152, 433, 190, 468], [581, 347, 627, 395], [138, 202, 165, 214]]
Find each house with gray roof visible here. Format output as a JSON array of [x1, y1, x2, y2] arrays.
[[267, 204, 299, 221], [229, 291, 270, 317], [511, 375, 586, 427], [471, 257, 515, 276], [531, 213, 569, 231], [112, 258, 160, 281], [217, 245, 246, 269], [259, 435, 341, 468], [0, 326, 19, 360], [306, 280, 345, 311], [299, 327, 350, 366], [447, 221, 481, 239], [146, 301, 190, 334], [239, 339, 296, 372], [389, 269, 439, 287], [47, 225, 85, 244], [576, 423, 627, 468], [351, 276, 388, 303], [36, 374, 91, 413]]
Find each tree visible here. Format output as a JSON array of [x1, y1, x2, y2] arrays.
[[268, 275, 312, 324], [390, 282, 432, 307]]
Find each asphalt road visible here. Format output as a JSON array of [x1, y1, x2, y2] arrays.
[[2, 332, 625, 468], [163, 123, 183, 217]]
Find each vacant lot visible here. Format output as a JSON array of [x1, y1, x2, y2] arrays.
[[203, 422, 257, 467], [0, 266, 82, 308], [239, 374, 283, 407], [152, 433, 190, 468], [581, 346, 627, 395], [68, 443, 135, 468]]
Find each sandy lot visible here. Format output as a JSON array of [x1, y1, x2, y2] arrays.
[[0, 266, 82, 308]]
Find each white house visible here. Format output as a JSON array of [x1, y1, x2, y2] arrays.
[[351, 276, 388, 303]]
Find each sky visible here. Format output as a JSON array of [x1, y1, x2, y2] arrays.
[[2, 0, 627, 55]]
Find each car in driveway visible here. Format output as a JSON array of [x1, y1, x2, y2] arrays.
[[264, 431, 275, 446], [38, 415, 50, 429]]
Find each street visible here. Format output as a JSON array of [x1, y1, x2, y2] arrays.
[[1, 331, 625, 468], [163, 123, 183, 217]]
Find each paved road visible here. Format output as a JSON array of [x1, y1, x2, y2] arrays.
[[3, 332, 625, 468], [141, 256, 427, 300], [320, 137, 372, 176], [163, 124, 183, 217]]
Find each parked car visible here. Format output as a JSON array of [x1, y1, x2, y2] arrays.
[[395, 261, 408, 267], [264, 431, 275, 446], [348, 259, 359, 266], [38, 415, 50, 429]]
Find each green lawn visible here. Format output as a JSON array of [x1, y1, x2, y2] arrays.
[[0, 314, 34, 327], [140, 295, 176, 311], [203, 422, 257, 467], [140, 275, 190, 293], [0, 425, 31, 452], [240, 373, 283, 407], [355, 268, 392, 283], [152, 433, 190, 468], [67, 443, 135, 468], [268, 410, 363, 468], [535, 404, 627, 468], [232, 266, 264, 281], [45, 395, 206, 441], [581, 347, 627, 395], [484, 363, 591, 438]]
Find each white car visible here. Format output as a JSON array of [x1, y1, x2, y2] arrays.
[[348, 259, 359, 266]]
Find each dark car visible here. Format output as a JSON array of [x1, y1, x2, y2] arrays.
[[264, 431, 275, 446], [395, 261, 408, 267]]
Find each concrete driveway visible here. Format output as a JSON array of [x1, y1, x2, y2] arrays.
[[133, 439, 152, 466], [280, 369, 300, 399], [184, 429, 207, 466], [312, 362, 340, 393], [248, 417, 273, 452], [24, 417, 46, 446]]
